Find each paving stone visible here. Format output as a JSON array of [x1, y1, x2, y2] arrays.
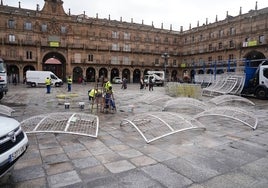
[[11, 165, 45, 182], [118, 149, 143, 158], [47, 170, 82, 188], [44, 162, 74, 176], [94, 151, 123, 164], [72, 156, 100, 169], [142, 163, 193, 188], [130, 155, 157, 167], [148, 150, 177, 162], [104, 160, 136, 173], [43, 153, 69, 165], [164, 157, 219, 183]]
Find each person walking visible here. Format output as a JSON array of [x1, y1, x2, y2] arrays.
[[67, 76, 72, 92], [140, 76, 144, 90], [149, 77, 154, 91], [121, 77, 127, 89], [45, 77, 51, 94]]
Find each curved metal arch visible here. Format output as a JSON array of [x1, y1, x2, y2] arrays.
[[0, 104, 15, 117], [209, 95, 255, 106], [20, 112, 99, 138], [120, 112, 206, 143], [163, 97, 208, 111], [194, 107, 258, 130]]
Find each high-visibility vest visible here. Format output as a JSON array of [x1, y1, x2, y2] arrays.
[[104, 81, 112, 91], [67, 78, 72, 84], [89, 89, 98, 97], [45, 78, 51, 85]]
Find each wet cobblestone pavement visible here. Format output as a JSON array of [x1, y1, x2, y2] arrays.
[[1, 83, 268, 188]]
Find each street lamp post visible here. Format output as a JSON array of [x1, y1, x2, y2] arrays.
[[161, 52, 169, 83]]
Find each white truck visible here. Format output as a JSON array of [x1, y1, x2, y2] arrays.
[[0, 58, 8, 100], [144, 71, 165, 86], [26, 70, 63, 87]]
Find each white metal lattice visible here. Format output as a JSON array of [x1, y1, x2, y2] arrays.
[[162, 97, 208, 111], [120, 112, 205, 143], [20, 112, 99, 137], [209, 95, 255, 106], [194, 106, 258, 130]]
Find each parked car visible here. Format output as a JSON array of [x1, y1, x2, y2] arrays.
[[0, 116, 28, 178], [112, 77, 122, 84]]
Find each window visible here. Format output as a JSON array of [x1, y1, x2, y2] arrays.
[[218, 56, 223, 61], [199, 34, 203, 41], [173, 60, 177, 66], [8, 20, 15, 29], [41, 24, 47, 32], [123, 44, 131, 52], [230, 27, 236, 35], [112, 31, 119, 39], [229, 54, 234, 60], [111, 56, 119, 64], [112, 44, 119, 51], [208, 44, 212, 51], [88, 54, 93, 61], [192, 36, 195, 42], [219, 30, 224, 37], [259, 35, 265, 44], [74, 53, 81, 63], [123, 32, 130, 40], [263, 68, 268, 79], [61, 26, 66, 34], [24, 22, 32, 30], [218, 42, 223, 49], [155, 58, 159, 65], [229, 40, 234, 48], [9, 34, 15, 42], [26, 51, 32, 59]]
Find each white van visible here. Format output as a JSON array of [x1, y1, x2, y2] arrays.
[[26, 71, 63, 87]]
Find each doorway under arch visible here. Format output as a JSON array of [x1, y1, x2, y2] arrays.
[[133, 69, 141, 83], [244, 50, 266, 67], [86, 67, 96, 82], [42, 52, 66, 81], [73, 67, 83, 83]]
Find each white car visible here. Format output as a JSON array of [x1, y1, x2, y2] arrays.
[[0, 116, 28, 178], [112, 77, 122, 84]]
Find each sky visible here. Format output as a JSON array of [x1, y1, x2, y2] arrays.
[[5, 0, 268, 31]]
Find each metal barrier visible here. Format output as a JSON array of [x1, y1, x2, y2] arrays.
[[194, 106, 258, 130], [20, 112, 99, 138], [120, 112, 206, 143]]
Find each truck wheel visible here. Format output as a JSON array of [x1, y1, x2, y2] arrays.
[[0, 92, 3, 100], [55, 83, 59, 87], [255, 88, 267, 99], [31, 83, 36, 87]]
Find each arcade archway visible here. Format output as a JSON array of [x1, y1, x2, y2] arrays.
[[244, 50, 266, 67], [86, 67, 96, 82], [133, 69, 141, 83], [42, 52, 66, 80]]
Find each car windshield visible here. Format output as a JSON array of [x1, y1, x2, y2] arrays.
[[0, 61, 6, 73]]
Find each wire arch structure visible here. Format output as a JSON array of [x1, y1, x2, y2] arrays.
[[194, 106, 258, 130], [209, 95, 255, 106], [20, 112, 99, 138], [162, 97, 209, 112], [120, 112, 206, 143]]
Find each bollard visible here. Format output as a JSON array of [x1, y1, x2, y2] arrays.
[[79, 102, 85, 110], [64, 102, 70, 109]]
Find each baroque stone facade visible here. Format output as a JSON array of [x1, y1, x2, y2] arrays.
[[0, 0, 267, 83]]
